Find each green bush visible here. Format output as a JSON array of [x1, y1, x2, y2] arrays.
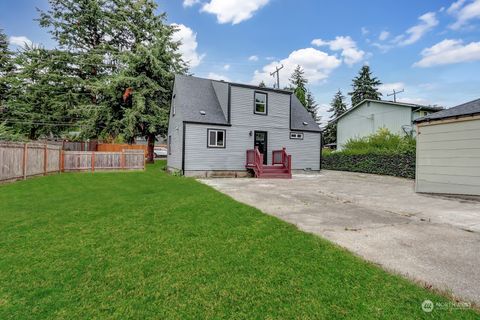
[[322, 129, 416, 179]]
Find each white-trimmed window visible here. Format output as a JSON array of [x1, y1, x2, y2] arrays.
[[254, 92, 267, 115], [207, 129, 226, 148], [290, 132, 304, 140]]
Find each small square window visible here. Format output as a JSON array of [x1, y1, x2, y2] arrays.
[[290, 132, 304, 140], [207, 129, 226, 148], [254, 92, 267, 115]]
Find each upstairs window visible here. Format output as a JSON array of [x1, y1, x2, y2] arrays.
[[207, 129, 226, 148], [254, 92, 267, 115]]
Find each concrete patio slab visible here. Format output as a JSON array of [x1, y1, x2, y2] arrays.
[[200, 170, 480, 304]]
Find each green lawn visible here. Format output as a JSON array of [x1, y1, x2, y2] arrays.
[[0, 162, 477, 319]]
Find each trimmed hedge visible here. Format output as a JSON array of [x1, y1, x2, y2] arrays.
[[322, 151, 415, 179]]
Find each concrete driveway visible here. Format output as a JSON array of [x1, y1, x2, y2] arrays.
[[200, 170, 480, 304]]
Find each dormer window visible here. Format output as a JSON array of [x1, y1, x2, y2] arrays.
[[254, 91, 267, 115]]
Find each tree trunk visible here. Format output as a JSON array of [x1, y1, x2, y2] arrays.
[[146, 133, 155, 163]]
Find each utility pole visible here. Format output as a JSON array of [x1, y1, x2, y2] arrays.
[[387, 89, 404, 102], [270, 64, 284, 89]]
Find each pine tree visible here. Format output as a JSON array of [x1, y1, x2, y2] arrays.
[[289, 65, 308, 106], [0, 28, 14, 107], [96, 0, 187, 162], [305, 90, 320, 122], [328, 90, 347, 119], [323, 90, 348, 145], [5, 45, 78, 139], [348, 65, 382, 107]]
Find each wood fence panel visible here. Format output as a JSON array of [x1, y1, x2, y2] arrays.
[[47, 147, 61, 173], [94, 152, 121, 169], [125, 151, 145, 169], [0, 142, 24, 181], [63, 151, 92, 171], [26, 144, 45, 177]]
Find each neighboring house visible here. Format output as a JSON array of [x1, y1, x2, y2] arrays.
[[414, 98, 480, 196], [167, 75, 322, 177], [335, 99, 442, 149]]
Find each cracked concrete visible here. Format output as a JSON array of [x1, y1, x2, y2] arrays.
[[200, 170, 480, 304]]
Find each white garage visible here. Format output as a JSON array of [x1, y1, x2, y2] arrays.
[[415, 98, 480, 196]]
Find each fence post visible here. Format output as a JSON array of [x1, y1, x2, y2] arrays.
[[91, 152, 95, 173], [22, 143, 28, 180], [44, 143, 48, 175], [121, 150, 125, 169]]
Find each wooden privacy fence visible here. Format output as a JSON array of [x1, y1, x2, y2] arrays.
[[0, 142, 62, 182], [97, 143, 148, 157], [1, 141, 145, 183], [63, 150, 145, 171]]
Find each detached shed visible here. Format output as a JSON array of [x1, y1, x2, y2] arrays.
[[414, 98, 480, 196]]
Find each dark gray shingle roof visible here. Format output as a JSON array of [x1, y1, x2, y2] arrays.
[[290, 95, 321, 132], [414, 98, 480, 123], [174, 74, 228, 124], [174, 75, 320, 132]]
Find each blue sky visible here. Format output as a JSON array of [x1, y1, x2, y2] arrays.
[[1, 0, 480, 122]]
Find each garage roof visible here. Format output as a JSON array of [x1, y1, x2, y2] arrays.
[[414, 98, 480, 123]]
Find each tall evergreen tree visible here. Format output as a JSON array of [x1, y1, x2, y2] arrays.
[[5, 45, 78, 139], [348, 65, 382, 107], [38, 0, 188, 161], [289, 65, 307, 106], [323, 90, 348, 145], [305, 90, 320, 122], [0, 28, 14, 107], [328, 90, 348, 119]]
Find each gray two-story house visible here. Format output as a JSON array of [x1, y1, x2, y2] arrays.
[[167, 75, 322, 177]]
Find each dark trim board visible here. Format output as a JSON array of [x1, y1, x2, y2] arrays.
[[227, 84, 232, 123], [183, 121, 231, 127], [230, 82, 292, 95], [181, 123, 186, 174]]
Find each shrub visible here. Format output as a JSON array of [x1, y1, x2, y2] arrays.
[[322, 129, 416, 179]]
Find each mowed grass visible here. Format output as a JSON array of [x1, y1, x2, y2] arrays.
[[0, 162, 477, 319]]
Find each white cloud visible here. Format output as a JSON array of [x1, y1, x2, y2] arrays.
[[378, 82, 405, 95], [201, 0, 269, 24], [248, 55, 259, 61], [379, 31, 390, 41], [223, 64, 230, 70], [394, 12, 438, 46], [311, 36, 365, 65], [361, 27, 369, 35], [171, 23, 205, 68], [207, 72, 231, 82], [9, 36, 33, 47], [447, 0, 480, 29], [251, 47, 341, 87], [414, 39, 480, 67], [183, 0, 201, 7]]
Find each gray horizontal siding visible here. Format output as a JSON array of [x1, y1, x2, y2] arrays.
[[416, 118, 480, 195], [167, 81, 183, 170], [184, 123, 320, 171]]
